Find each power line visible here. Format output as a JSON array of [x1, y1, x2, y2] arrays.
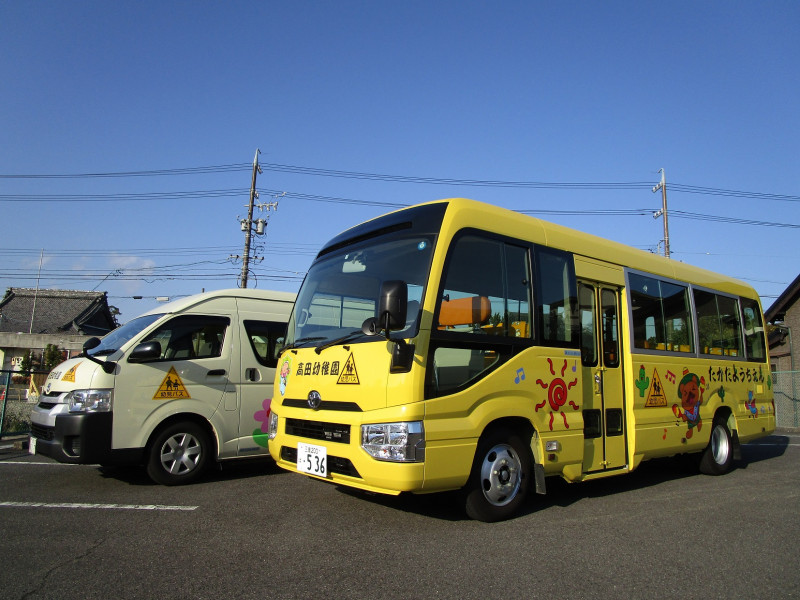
[[1, 162, 797, 202], [0, 163, 249, 179]]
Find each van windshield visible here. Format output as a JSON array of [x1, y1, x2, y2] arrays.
[[286, 235, 435, 348], [89, 313, 164, 356]]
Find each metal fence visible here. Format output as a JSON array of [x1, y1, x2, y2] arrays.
[[0, 369, 49, 439], [773, 370, 800, 429]]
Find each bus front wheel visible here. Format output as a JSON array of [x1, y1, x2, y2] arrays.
[[698, 416, 734, 475], [462, 429, 532, 522], [146, 421, 211, 485]]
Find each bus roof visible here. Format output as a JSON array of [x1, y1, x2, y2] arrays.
[[337, 198, 758, 300]]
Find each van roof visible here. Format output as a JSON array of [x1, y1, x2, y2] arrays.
[[139, 288, 297, 317]]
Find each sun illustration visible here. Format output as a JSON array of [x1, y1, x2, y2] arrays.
[[535, 358, 579, 430]]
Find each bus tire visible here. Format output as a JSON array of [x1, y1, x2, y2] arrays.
[[698, 416, 733, 476], [146, 421, 211, 485], [462, 429, 532, 522]]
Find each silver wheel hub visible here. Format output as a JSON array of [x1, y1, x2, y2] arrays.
[[711, 425, 729, 465], [160, 433, 202, 475], [479, 444, 522, 506]]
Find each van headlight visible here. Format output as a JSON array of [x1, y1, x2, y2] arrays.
[[67, 389, 113, 413], [361, 421, 425, 462]]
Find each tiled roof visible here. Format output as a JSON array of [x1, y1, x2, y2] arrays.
[[0, 288, 117, 335]]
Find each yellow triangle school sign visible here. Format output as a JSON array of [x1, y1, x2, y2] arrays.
[[645, 368, 667, 407], [153, 366, 191, 400], [337, 353, 360, 385]]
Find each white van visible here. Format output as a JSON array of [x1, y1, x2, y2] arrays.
[[29, 288, 295, 485]]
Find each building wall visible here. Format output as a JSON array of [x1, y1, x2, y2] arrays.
[[771, 300, 800, 373], [0, 332, 89, 371]]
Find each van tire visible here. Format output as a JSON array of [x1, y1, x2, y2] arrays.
[[462, 429, 532, 522], [698, 416, 734, 476], [146, 422, 211, 485]]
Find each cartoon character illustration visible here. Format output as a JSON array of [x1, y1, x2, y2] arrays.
[[745, 391, 758, 418], [635, 365, 650, 398], [535, 358, 579, 430], [279, 356, 291, 396], [672, 369, 704, 438]]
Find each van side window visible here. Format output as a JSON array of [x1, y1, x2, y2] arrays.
[[143, 315, 229, 361], [243, 320, 288, 368]]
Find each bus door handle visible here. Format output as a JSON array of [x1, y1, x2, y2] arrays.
[[207, 369, 227, 377], [245, 368, 261, 382], [594, 369, 603, 394]]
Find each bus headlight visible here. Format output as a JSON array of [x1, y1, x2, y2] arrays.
[[267, 411, 279, 440], [361, 421, 425, 462], [67, 389, 113, 413]]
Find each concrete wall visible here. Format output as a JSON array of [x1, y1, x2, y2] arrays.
[[0, 332, 89, 371]]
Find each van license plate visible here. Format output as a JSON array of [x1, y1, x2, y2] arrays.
[[297, 442, 327, 477]]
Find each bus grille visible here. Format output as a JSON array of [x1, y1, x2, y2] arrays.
[[285, 418, 351, 444]]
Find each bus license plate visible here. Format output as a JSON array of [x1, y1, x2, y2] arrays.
[[297, 442, 327, 477]]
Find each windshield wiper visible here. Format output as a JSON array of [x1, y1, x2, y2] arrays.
[[91, 349, 117, 356], [314, 330, 368, 354], [283, 336, 327, 351]]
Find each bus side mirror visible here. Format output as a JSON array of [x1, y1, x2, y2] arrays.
[[378, 280, 407, 332]]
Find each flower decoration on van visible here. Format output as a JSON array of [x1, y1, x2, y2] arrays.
[[252, 397, 272, 448], [535, 358, 579, 430]]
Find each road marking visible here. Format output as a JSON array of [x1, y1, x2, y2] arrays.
[[0, 461, 86, 466], [0, 501, 197, 511]]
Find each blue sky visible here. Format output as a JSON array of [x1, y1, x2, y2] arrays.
[[1, 2, 798, 323]]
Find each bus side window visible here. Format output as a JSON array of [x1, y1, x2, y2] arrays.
[[741, 299, 766, 362], [429, 233, 532, 396], [534, 246, 578, 348], [629, 273, 692, 353]]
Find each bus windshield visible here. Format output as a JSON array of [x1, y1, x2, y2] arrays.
[[286, 234, 436, 348]]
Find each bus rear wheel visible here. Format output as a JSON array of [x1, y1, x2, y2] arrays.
[[462, 430, 532, 522], [146, 422, 211, 485], [698, 416, 733, 475]]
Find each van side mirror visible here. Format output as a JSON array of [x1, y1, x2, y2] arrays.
[[81, 336, 116, 373], [83, 337, 102, 352], [128, 341, 162, 363]]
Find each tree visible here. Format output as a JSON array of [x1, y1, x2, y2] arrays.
[[42, 344, 64, 372], [19, 350, 33, 373]]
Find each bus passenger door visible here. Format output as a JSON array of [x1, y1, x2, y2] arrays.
[[579, 283, 627, 473]]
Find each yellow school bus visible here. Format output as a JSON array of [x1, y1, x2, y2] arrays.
[[267, 198, 775, 521]]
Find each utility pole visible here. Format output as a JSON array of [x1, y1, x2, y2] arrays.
[[239, 149, 262, 288], [652, 168, 670, 258]]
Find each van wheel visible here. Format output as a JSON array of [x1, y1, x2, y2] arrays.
[[698, 416, 733, 475], [462, 429, 532, 522], [146, 422, 211, 485]]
